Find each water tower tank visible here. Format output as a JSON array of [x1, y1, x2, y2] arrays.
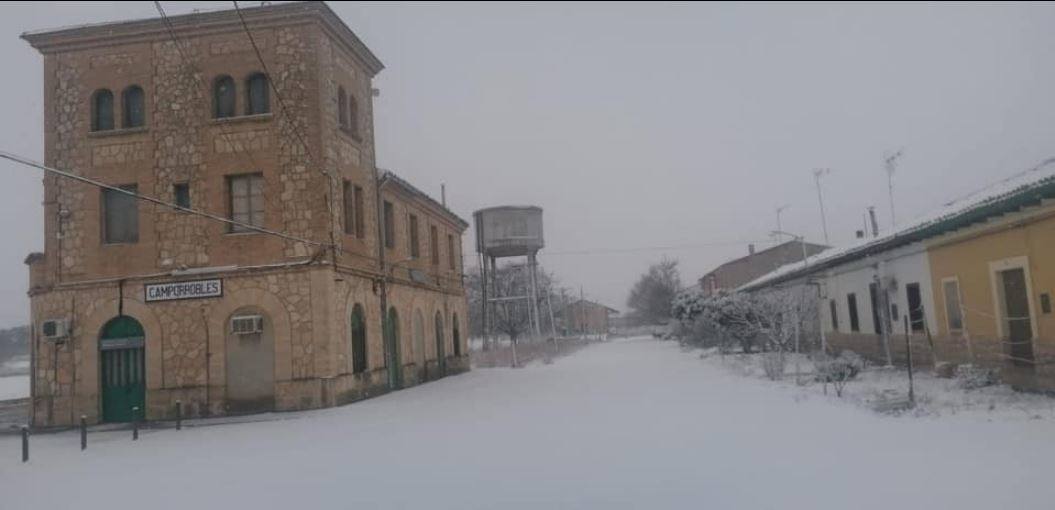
[[474, 206, 544, 258]]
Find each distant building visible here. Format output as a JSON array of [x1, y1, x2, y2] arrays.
[[560, 300, 617, 336], [698, 240, 828, 296]]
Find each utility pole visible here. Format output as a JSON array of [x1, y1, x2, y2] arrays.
[[775, 205, 790, 244], [813, 168, 831, 245], [885, 150, 903, 228]]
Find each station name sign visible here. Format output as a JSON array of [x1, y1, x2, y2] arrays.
[[145, 279, 223, 302]]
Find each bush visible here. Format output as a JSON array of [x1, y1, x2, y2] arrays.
[[815, 351, 865, 397], [761, 351, 787, 380], [955, 364, 998, 390]]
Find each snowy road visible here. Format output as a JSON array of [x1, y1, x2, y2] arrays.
[[2, 336, 1053, 509]]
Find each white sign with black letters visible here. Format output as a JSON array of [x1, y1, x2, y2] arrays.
[[145, 279, 223, 302]]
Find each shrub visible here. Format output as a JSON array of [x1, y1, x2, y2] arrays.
[[954, 364, 999, 390], [815, 351, 865, 397]]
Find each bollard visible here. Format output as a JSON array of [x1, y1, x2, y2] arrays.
[[132, 406, 139, 441], [80, 415, 87, 451], [21, 426, 29, 463], [175, 400, 182, 431]]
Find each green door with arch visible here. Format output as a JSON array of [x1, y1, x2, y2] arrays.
[[100, 316, 146, 423]]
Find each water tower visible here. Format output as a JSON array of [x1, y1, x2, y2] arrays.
[[474, 206, 545, 351]]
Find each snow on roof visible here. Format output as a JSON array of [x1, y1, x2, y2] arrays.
[[740, 157, 1055, 291]]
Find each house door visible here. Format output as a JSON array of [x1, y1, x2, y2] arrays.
[[435, 312, 446, 377], [100, 316, 146, 423], [385, 308, 402, 389], [999, 268, 1035, 367]]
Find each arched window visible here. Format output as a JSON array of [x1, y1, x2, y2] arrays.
[[337, 86, 348, 130], [91, 89, 114, 131], [122, 85, 145, 129], [246, 73, 269, 115], [434, 311, 446, 370], [213, 75, 235, 119], [452, 313, 461, 357], [351, 304, 367, 374], [347, 94, 359, 139], [413, 310, 426, 365]]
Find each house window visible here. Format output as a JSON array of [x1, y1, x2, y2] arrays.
[[409, 214, 420, 258], [906, 282, 924, 332], [227, 173, 264, 232], [868, 282, 883, 335], [246, 73, 269, 115], [342, 180, 355, 236], [447, 234, 456, 270], [430, 225, 439, 265], [354, 185, 364, 238], [337, 87, 348, 130], [91, 89, 114, 131], [173, 183, 190, 209], [213, 76, 236, 118], [847, 293, 860, 333], [348, 94, 360, 139], [383, 201, 395, 249], [102, 185, 139, 244], [942, 279, 963, 332], [829, 299, 839, 331], [1042, 293, 1052, 315], [121, 85, 145, 129]]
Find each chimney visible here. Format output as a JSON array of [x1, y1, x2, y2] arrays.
[[868, 207, 880, 238], [748, 244, 756, 256]]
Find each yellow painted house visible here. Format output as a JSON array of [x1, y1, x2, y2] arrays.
[[927, 188, 1055, 390]]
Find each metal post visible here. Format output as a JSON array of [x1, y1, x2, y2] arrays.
[[80, 415, 87, 450], [545, 284, 559, 354], [904, 315, 915, 405], [175, 400, 182, 431], [21, 426, 28, 462], [813, 169, 831, 245], [528, 252, 542, 339], [479, 252, 489, 352], [132, 406, 139, 441]]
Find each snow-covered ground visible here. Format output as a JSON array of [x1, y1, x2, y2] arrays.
[[2, 336, 1055, 509], [0, 375, 28, 401]]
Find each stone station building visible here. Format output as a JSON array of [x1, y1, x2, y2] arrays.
[[21, 2, 469, 427]]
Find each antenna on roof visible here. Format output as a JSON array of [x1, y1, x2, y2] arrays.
[[884, 149, 904, 227]]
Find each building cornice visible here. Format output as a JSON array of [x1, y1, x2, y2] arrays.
[[21, 1, 384, 76]]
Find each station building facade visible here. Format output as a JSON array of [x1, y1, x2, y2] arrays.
[[22, 2, 469, 427]]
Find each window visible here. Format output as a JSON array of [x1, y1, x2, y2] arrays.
[[173, 183, 190, 209], [447, 234, 456, 270], [214, 76, 235, 118], [906, 282, 924, 333], [91, 89, 114, 131], [942, 279, 963, 332], [351, 304, 367, 374], [1042, 293, 1052, 315], [342, 180, 355, 235], [121, 85, 145, 128], [103, 185, 139, 244], [868, 282, 883, 335], [246, 73, 269, 115], [354, 185, 364, 238], [430, 225, 439, 265], [891, 303, 899, 322], [847, 293, 860, 333], [348, 94, 360, 139], [409, 214, 420, 258], [337, 87, 348, 130], [829, 299, 839, 331], [227, 173, 264, 232], [383, 201, 395, 248]]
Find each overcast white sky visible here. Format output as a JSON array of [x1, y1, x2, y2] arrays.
[[0, 2, 1053, 327]]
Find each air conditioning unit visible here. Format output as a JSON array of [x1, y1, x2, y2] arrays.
[[42, 319, 69, 340], [230, 315, 264, 335]]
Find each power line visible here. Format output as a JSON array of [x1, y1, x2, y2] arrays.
[[544, 240, 777, 256], [0, 150, 328, 248]]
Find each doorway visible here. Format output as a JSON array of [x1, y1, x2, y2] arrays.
[[998, 268, 1035, 367], [100, 316, 146, 423]]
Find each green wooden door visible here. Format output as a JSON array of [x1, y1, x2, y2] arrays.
[[385, 308, 402, 389], [100, 316, 146, 423]]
